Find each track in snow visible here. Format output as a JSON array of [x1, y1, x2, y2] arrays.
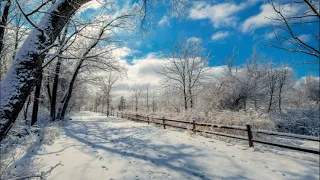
[[32, 112, 319, 180]]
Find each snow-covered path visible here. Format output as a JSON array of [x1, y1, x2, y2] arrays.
[[37, 112, 319, 180]]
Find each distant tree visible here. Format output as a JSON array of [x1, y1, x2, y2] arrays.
[[221, 48, 265, 111], [118, 96, 126, 111], [301, 75, 320, 103], [276, 64, 294, 111], [151, 90, 157, 112], [157, 38, 210, 110], [266, 63, 279, 112], [101, 72, 119, 116], [144, 83, 151, 110], [131, 84, 143, 112]]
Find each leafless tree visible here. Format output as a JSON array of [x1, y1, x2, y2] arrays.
[[118, 96, 126, 111], [276, 64, 294, 111], [301, 75, 320, 103], [0, 0, 189, 140], [101, 72, 119, 116], [267, 0, 320, 62], [143, 83, 151, 110], [151, 89, 157, 112], [221, 48, 265, 111], [0, 0, 11, 57], [266, 63, 279, 112], [157, 38, 210, 110], [131, 84, 143, 112]]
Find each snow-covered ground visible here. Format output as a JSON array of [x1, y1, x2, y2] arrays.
[[13, 111, 320, 180]]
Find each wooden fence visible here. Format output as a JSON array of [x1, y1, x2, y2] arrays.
[[115, 112, 320, 155]]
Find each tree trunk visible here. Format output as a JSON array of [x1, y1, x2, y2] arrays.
[[50, 58, 62, 121], [107, 98, 110, 116], [31, 71, 43, 126], [278, 87, 282, 112], [24, 96, 31, 122], [183, 87, 188, 110], [0, 0, 11, 55], [0, 0, 90, 141], [101, 101, 104, 114], [58, 60, 83, 120], [267, 91, 274, 113], [243, 97, 247, 112], [135, 99, 138, 112], [46, 76, 52, 111], [189, 88, 193, 109], [12, 17, 20, 60]]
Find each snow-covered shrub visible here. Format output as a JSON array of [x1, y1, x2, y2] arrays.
[[123, 108, 275, 130], [269, 106, 320, 136]]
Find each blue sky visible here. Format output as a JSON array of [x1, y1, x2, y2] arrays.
[[84, 0, 319, 78]]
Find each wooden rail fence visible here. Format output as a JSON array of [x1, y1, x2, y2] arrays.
[[115, 112, 320, 155]]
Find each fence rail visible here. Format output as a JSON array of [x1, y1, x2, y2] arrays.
[[116, 112, 320, 155]]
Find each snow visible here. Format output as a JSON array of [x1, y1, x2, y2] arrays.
[[9, 111, 320, 180]]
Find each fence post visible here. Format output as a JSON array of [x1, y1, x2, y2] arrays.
[[121, 112, 123, 118], [162, 117, 166, 129], [246, 124, 254, 148], [147, 116, 150, 124], [192, 120, 196, 132]]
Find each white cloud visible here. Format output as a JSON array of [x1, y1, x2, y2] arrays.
[[241, 4, 275, 33], [111, 51, 229, 98], [298, 34, 311, 42], [211, 31, 230, 41], [158, 15, 170, 27], [187, 37, 202, 43], [189, 1, 258, 28], [241, 3, 302, 33], [81, 0, 103, 11], [112, 53, 168, 97], [263, 31, 276, 40]]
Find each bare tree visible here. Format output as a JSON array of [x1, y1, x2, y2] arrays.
[[49, 24, 82, 121], [0, 0, 11, 56], [151, 90, 157, 112], [221, 48, 265, 111], [143, 83, 151, 110], [157, 38, 210, 110], [266, 63, 279, 112], [131, 84, 143, 112], [276, 64, 293, 111], [31, 69, 43, 126], [267, 0, 320, 62], [118, 96, 126, 111], [301, 75, 320, 103], [0, 0, 91, 140], [0, 0, 189, 140], [101, 72, 119, 116]]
